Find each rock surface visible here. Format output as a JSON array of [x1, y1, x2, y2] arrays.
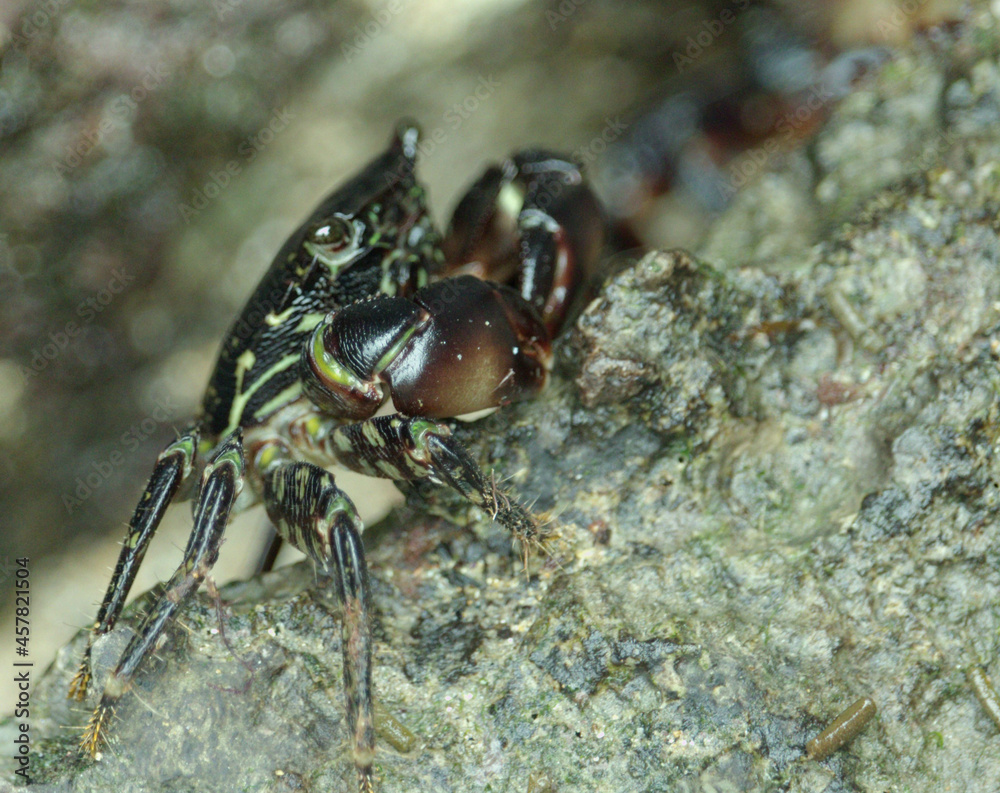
[[11, 4, 1000, 793]]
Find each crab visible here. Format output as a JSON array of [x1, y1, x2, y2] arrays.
[[67, 121, 605, 791]]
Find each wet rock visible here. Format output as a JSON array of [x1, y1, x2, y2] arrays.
[[16, 5, 1000, 793]]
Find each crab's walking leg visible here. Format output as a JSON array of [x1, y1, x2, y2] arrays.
[[295, 415, 542, 548], [81, 433, 244, 757], [259, 459, 374, 793], [69, 429, 200, 701]]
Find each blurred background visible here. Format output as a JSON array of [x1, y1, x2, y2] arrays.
[[0, 0, 962, 708]]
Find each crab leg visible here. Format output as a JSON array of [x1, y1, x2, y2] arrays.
[[81, 433, 244, 757], [292, 414, 542, 549], [68, 428, 200, 701], [259, 459, 374, 793]]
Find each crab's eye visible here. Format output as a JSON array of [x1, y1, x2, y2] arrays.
[[306, 216, 360, 270], [312, 217, 353, 253]]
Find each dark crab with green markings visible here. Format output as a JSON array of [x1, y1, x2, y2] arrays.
[[66, 121, 604, 792]]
